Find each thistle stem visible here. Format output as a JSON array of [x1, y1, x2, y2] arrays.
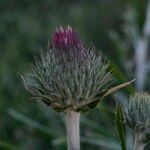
[[133, 131, 145, 150], [65, 110, 80, 150]]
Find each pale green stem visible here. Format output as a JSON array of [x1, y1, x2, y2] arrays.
[[65, 110, 80, 150], [133, 131, 145, 150]]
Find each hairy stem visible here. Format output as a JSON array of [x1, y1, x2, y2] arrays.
[[65, 110, 80, 150], [133, 131, 145, 150]]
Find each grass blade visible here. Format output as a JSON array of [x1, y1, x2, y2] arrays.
[[115, 103, 126, 150]]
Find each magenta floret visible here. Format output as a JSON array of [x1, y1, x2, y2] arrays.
[[52, 26, 84, 50]]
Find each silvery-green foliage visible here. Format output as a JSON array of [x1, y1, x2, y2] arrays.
[[122, 92, 150, 131], [22, 46, 112, 113]]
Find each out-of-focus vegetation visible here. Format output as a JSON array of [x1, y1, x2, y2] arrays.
[[0, 0, 149, 149]]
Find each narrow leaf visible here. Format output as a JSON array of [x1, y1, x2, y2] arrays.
[[102, 79, 135, 98], [115, 103, 126, 150]]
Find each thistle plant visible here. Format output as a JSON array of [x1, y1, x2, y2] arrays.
[[22, 26, 133, 150], [119, 92, 150, 150]]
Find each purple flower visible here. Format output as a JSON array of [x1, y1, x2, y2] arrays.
[[51, 26, 84, 50], [49, 26, 86, 65]]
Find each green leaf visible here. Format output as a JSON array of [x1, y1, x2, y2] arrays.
[[115, 103, 126, 150]]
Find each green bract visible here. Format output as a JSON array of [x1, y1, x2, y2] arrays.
[[23, 46, 112, 113]]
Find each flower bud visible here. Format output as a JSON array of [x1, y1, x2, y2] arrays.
[[123, 92, 150, 131]]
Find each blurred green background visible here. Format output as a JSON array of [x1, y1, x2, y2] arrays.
[[0, 0, 149, 149]]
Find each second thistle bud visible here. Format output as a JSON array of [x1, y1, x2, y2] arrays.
[[123, 92, 150, 131]]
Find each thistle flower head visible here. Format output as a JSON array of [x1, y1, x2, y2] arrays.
[[123, 92, 150, 131], [23, 26, 126, 114]]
